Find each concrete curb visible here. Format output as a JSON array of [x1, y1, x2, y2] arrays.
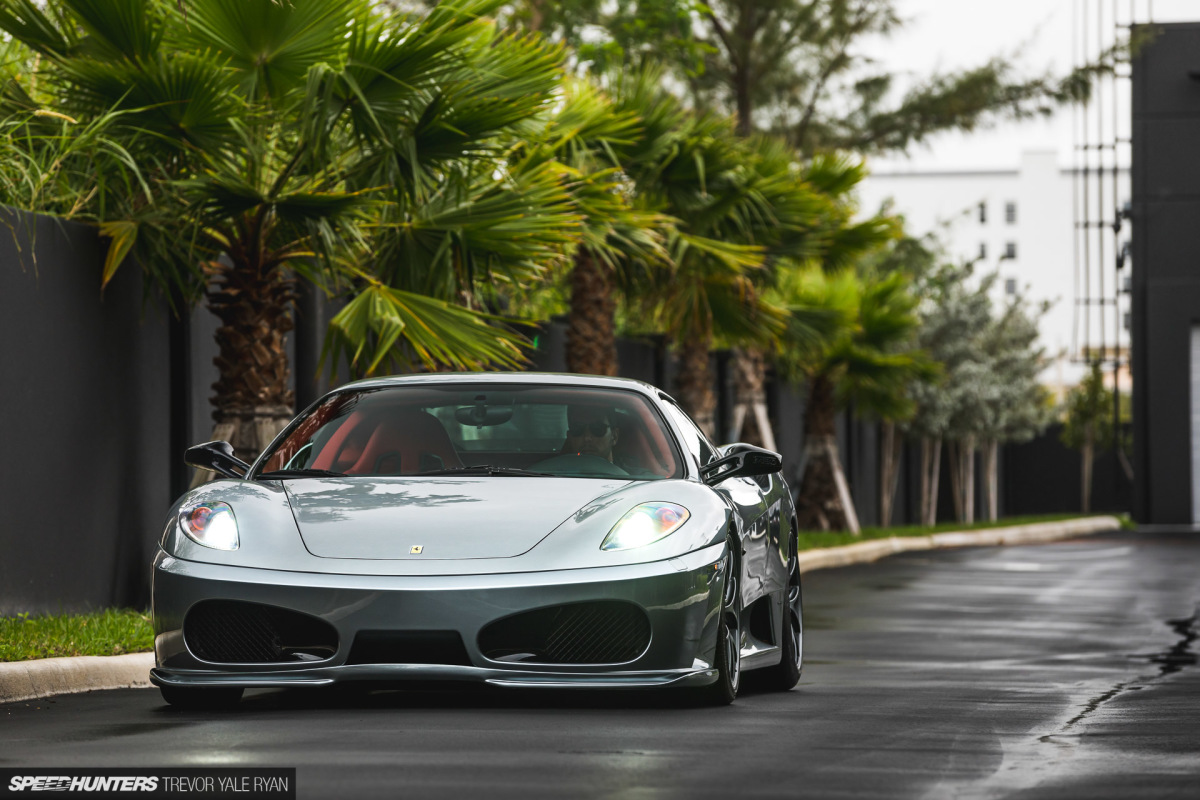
[[1, 516, 1122, 704], [796, 515, 1123, 574], [0, 653, 154, 705]]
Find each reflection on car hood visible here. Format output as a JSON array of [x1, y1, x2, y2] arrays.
[[283, 477, 631, 560]]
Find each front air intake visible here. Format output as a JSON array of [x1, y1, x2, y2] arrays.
[[184, 600, 338, 664], [478, 601, 651, 665], [346, 630, 472, 666]]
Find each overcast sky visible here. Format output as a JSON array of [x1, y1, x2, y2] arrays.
[[866, 0, 1197, 172]]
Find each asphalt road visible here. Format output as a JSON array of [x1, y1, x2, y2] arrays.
[[3, 531, 1197, 799]]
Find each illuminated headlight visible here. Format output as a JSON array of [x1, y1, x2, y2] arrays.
[[178, 502, 239, 551], [601, 502, 690, 551]]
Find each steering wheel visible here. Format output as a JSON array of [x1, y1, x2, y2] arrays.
[[531, 453, 630, 477]]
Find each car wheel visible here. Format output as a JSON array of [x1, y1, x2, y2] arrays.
[[696, 536, 741, 706], [159, 685, 243, 710], [763, 535, 803, 690]]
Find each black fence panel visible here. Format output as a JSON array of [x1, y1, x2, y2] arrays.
[[3, 212, 1109, 616], [0, 211, 171, 615], [1003, 424, 1131, 515]]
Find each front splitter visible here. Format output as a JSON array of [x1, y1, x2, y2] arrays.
[[150, 663, 717, 691]]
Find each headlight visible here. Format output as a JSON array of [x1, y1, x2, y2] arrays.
[[601, 502, 690, 551], [178, 501, 239, 551]]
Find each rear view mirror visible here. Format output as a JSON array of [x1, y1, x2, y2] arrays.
[[185, 441, 250, 480], [454, 396, 514, 427], [700, 444, 782, 486]]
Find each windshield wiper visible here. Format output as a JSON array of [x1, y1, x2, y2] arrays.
[[255, 468, 347, 480], [419, 465, 554, 477]]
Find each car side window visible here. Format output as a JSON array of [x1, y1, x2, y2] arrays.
[[662, 401, 718, 468]]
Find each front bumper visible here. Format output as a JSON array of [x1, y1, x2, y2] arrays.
[[151, 541, 726, 691]]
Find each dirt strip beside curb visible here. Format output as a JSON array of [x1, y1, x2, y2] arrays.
[[796, 515, 1122, 574], [0, 653, 154, 705]]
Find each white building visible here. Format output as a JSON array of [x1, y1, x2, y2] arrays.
[[858, 150, 1131, 396]]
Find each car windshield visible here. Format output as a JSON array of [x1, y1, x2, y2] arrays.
[[255, 384, 685, 481]]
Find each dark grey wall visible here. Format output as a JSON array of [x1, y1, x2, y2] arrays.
[[2, 209, 1096, 615], [1131, 23, 1200, 525], [1002, 424, 1131, 516], [0, 211, 172, 615]]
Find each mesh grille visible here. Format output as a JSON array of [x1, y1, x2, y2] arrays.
[[479, 601, 651, 665], [184, 600, 337, 664]]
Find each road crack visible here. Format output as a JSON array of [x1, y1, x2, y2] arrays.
[[1148, 615, 1197, 677], [1040, 612, 1198, 743]]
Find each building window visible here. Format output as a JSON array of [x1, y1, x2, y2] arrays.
[[1124, 312, 1131, 331], [1005, 202, 1017, 224], [1005, 278, 1017, 296], [979, 242, 987, 260], [978, 201, 987, 224], [1004, 242, 1017, 259]]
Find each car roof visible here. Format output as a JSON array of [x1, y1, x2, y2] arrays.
[[338, 372, 669, 400]]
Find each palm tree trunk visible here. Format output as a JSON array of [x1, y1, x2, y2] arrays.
[[675, 334, 717, 438], [566, 248, 618, 376], [880, 421, 903, 527], [796, 374, 860, 534], [201, 259, 295, 474], [729, 347, 776, 449]]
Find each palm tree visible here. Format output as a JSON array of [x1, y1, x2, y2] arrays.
[[772, 264, 929, 534], [632, 111, 779, 435], [0, 0, 579, 461], [609, 71, 827, 435], [526, 77, 670, 376]]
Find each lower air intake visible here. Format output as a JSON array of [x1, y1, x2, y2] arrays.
[[346, 631, 472, 666], [478, 601, 651, 665], [184, 600, 337, 664]]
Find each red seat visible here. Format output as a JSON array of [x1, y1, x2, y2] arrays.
[[345, 410, 463, 476], [613, 419, 670, 477]]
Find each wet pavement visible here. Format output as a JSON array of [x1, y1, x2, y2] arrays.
[[2, 530, 1197, 799]]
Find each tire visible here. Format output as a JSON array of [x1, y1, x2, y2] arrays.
[[762, 535, 803, 691], [694, 537, 742, 706], [159, 685, 243, 710]]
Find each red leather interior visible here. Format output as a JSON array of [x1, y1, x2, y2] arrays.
[[614, 421, 670, 477], [345, 410, 464, 475], [311, 409, 370, 473]]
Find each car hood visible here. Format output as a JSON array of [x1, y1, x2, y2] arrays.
[[283, 477, 632, 560]]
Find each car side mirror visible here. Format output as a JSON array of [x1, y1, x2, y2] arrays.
[[185, 440, 250, 480], [700, 444, 782, 486]]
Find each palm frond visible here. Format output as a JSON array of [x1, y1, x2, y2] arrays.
[[322, 277, 531, 377], [64, 0, 161, 61], [0, 0, 74, 58], [178, 0, 358, 103]]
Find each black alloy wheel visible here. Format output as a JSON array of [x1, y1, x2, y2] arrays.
[[763, 532, 803, 690], [696, 535, 742, 705]]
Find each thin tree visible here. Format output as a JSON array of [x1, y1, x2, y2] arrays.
[[976, 298, 1054, 521], [906, 263, 994, 526], [519, 0, 1116, 152], [1061, 363, 1114, 514]]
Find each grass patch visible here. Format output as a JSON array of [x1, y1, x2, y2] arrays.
[[798, 513, 1105, 552], [0, 608, 153, 662]]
